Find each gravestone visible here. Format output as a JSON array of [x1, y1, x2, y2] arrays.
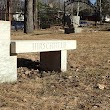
[[72, 16, 80, 28], [0, 21, 17, 83], [72, 16, 83, 33]]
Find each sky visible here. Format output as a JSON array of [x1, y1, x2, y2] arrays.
[[90, 0, 96, 4], [21, 0, 96, 5], [58, 0, 97, 5]]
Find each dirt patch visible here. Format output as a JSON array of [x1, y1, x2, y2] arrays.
[[0, 26, 110, 110]]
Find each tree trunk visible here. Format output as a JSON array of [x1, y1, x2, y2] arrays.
[[6, 0, 11, 21], [77, 1, 79, 16], [24, 0, 34, 33], [33, 0, 39, 29]]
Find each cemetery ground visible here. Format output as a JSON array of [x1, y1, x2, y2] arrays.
[[0, 25, 110, 110]]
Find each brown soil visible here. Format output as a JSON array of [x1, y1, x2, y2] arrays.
[[0, 26, 110, 110]]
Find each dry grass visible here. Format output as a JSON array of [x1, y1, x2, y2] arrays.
[[0, 26, 110, 110]]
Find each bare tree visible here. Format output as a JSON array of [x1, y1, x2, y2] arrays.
[[6, 0, 11, 21], [33, 0, 38, 29], [24, 0, 34, 33]]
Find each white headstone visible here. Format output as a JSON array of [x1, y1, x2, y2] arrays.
[[0, 21, 17, 83], [72, 16, 80, 28]]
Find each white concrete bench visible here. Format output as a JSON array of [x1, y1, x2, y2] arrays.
[[0, 21, 77, 83], [11, 40, 76, 72]]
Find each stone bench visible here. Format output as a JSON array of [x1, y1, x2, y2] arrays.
[[11, 40, 76, 72], [0, 21, 77, 83]]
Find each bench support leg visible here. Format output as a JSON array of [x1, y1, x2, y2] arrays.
[[40, 50, 67, 72]]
